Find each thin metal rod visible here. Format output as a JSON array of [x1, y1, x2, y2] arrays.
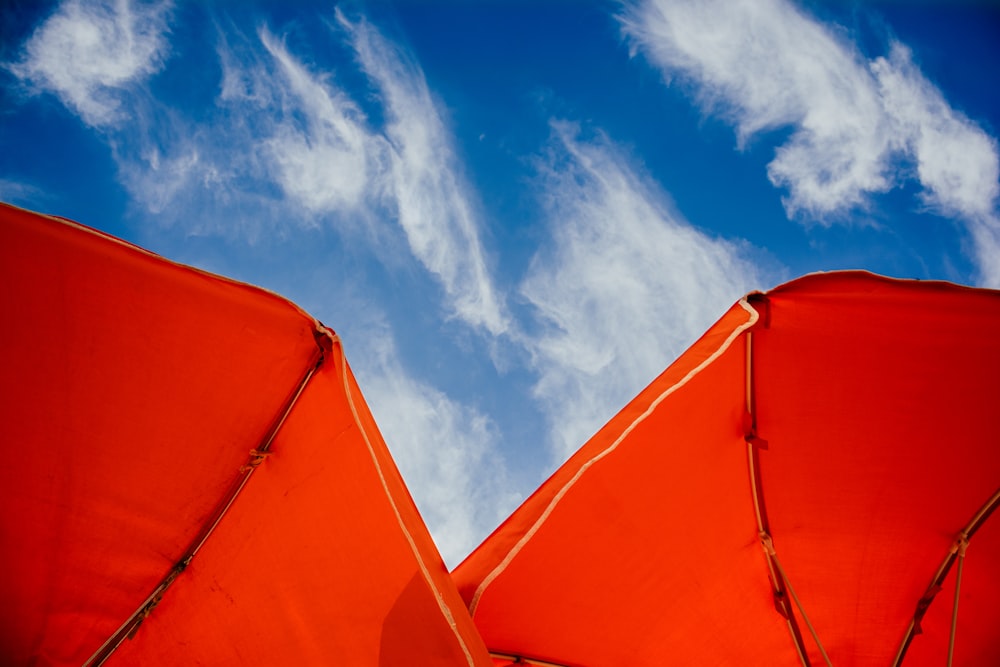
[[763, 535, 833, 667], [947, 538, 968, 667], [891, 485, 1000, 667], [190, 354, 321, 560], [744, 328, 811, 667]]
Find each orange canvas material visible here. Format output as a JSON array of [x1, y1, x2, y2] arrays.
[[0, 203, 489, 666], [5, 199, 999, 666], [454, 272, 1000, 666]]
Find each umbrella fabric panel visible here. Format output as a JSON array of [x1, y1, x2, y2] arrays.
[[752, 274, 1000, 665], [0, 202, 488, 666], [107, 346, 491, 666], [0, 204, 322, 666], [454, 272, 1000, 667], [452, 300, 759, 604], [454, 299, 801, 664]]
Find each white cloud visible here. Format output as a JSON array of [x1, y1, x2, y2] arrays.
[[123, 144, 199, 215], [872, 45, 1000, 206], [620, 0, 895, 217], [967, 219, 1000, 288], [146, 13, 509, 333], [110, 21, 383, 239], [350, 326, 519, 568], [522, 123, 770, 460], [9, 0, 171, 128], [0, 179, 46, 207], [258, 28, 378, 217], [339, 11, 509, 336], [872, 43, 1000, 287], [621, 0, 1000, 286]]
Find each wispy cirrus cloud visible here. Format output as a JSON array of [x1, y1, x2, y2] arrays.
[[622, 0, 891, 216], [872, 43, 1000, 285], [256, 27, 379, 219], [8, 0, 171, 128], [621, 0, 1000, 286], [115, 22, 384, 237], [522, 122, 772, 460], [169, 10, 509, 334], [340, 10, 509, 336], [4, 0, 240, 240], [0, 178, 47, 208]]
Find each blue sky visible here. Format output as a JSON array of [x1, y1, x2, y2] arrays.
[[3, 0, 999, 566]]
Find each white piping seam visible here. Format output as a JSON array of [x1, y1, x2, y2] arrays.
[[468, 297, 760, 617], [745, 331, 753, 415], [336, 338, 477, 667]]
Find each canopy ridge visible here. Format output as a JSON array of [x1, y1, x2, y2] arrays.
[[83, 338, 328, 667], [336, 336, 481, 667], [744, 321, 813, 667], [891, 484, 1000, 666], [467, 297, 761, 621]]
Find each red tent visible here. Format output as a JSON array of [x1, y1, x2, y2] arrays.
[[3, 202, 999, 665]]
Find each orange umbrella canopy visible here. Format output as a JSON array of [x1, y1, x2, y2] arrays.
[[454, 272, 1000, 666], [3, 201, 999, 666], [0, 203, 489, 666]]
